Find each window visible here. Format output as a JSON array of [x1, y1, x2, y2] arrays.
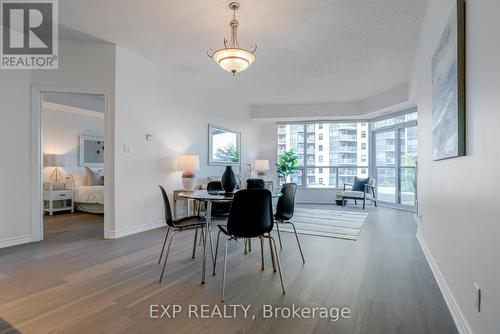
[[373, 111, 417, 130], [277, 121, 369, 188]]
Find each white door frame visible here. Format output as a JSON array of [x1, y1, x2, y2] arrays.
[[30, 85, 113, 241]]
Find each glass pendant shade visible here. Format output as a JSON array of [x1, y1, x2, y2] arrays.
[[212, 48, 255, 74]]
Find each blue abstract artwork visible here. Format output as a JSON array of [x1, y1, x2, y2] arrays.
[[432, 1, 465, 161]]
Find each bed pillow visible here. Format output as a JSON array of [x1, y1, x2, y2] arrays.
[[85, 167, 104, 186], [69, 173, 85, 187]]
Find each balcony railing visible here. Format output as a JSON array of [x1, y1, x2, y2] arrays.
[[338, 134, 357, 141]]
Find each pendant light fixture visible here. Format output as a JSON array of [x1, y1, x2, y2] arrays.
[[207, 1, 257, 75]]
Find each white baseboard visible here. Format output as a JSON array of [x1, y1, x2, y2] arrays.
[[108, 220, 164, 239], [296, 200, 332, 204], [0, 234, 32, 248], [416, 230, 473, 334]]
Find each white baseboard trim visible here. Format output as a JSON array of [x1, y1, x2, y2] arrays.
[[296, 200, 332, 204], [0, 234, 32, 248], [416, 230, 473, 334], [108, 220, 164, 239]]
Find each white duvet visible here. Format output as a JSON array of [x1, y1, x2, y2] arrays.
[[74, 186, 104, 205]]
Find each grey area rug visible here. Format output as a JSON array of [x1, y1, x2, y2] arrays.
[[278, 208, 369, 241]]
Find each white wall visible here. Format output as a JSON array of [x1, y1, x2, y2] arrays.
[[112, 46, 261, 237], [414, 1, 500, 333], [42, 106, 104, 181], [0, 40, 115, 247], [0, 71, 32, 247]]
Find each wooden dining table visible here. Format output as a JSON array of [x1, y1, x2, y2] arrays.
[[178, 189, 281, 284]]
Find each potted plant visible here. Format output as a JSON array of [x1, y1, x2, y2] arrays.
[[276, 149, 299, 184]]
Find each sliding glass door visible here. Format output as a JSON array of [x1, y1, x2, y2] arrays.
[[374, 131, 396, 203], [399, 126, 417, 206], [372, 113, 418, 208]]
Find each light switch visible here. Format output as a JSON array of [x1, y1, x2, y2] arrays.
[[123, 144, 133, 153]]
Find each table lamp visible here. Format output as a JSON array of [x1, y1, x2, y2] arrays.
[[255, 159, 270, 178], [177, 154, 200, 190], [44, 154, 66, 183]]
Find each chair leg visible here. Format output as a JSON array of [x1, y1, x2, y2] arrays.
[[192, 226, 199, 259], [275, 222, 283, 250], [354, 199, 357, 205], [248, 238, 252, 252], [259, 236, 264, 271], [363, 198, 366, 210], [221, 239, 230, 303], [268, 232, 277, 272], [287, 222, 305, 264], [208, 226, 215, 268], [199, 228, 204, 246], [213, 230, 221, 276], [244, 238, 248, 255], [270, 236, 286, 294], [374, 200, 378, 207], [158, 227, 170, 264], [159, 230, 176, 283]]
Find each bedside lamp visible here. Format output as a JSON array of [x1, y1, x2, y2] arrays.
[[177, 154, 200, 190], [44, 154, 66, 183], [255, 159, 270, 177]]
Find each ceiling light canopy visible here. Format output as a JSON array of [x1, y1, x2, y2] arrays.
[[207, 2, 256, 75]]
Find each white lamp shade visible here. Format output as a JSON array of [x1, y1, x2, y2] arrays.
[[44, 154, 66, 167], [177, 155, 200, 172], [255, 159, 270, 171], [212, 48, 255, 74]]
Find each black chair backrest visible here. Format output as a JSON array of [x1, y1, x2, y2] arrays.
[[246, 178, 266, 189], [207, 181, 223, 194], [159, 185, 175, 227], [227, 189, 274, 238], [275, 183, 297, 221]]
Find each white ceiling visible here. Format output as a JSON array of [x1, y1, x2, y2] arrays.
[[59, 0, 427, 105]]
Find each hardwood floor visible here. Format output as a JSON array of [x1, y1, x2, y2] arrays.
[[0, 206, 457, 334]]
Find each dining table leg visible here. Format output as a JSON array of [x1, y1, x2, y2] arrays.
[[201, 201, 212, 284], [268, 232, 277, 272]]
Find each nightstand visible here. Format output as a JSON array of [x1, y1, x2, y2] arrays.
[[43, 182, 74, 215]]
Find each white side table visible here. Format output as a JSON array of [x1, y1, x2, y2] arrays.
[[43, 182, 74, 215]]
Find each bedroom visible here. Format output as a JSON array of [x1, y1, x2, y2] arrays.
[[42, 92, 105, 239]]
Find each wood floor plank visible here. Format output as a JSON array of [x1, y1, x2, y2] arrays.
[[0, 208, 458, 334]]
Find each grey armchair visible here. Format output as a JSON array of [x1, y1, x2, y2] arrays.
[[341, 179, 377, 210]]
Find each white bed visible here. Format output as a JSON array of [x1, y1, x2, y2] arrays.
[[74, 185, 104, 214]]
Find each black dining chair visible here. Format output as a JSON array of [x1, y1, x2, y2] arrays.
[[158, 185, 214, 283], [246, 178, 266, 189], [214, 188, 285, 302], [243, 178, 266, 253], [207, 181, 232, 216], [274, 183, 305, 264]]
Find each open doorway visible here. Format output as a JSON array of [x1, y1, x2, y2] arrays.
[[32, 89, 110, 241]]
